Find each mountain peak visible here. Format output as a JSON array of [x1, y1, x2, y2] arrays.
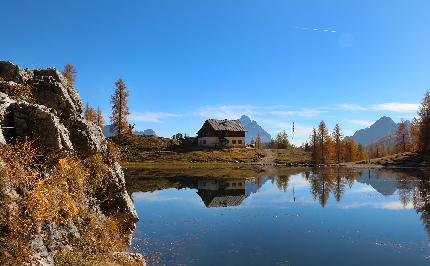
[[352, 116, 399, 146], [239, 115, 271, 143]]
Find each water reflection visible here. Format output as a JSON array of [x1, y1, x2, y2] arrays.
[[127, 168, 430, 265]]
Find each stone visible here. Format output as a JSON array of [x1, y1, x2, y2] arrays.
[[66, 114, 107, 156], [12, 102, 73, 152], [0, 61, 21, 83]]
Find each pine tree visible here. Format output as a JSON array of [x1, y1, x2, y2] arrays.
[[332, 124, 343, 163], [110, 78, 130, 136], [62, 64, 77, 85], [418, 91, 430, 154], [95, 106, 105, 130], [84, 102, 96, 122]]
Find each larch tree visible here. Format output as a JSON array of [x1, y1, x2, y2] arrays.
[[255, 131, 263, 150], [84, 102, 96, 122], [110, 78, 130, 136], [62, 64, 77, 85], [95, 106, 105, 130], [356, 144, 367, 161], [417, 91, 430, 154], [410, 118, 420, 152], [311, 127, 319, 163], [343, 138, 357, 162], [317, 120, 330, 163], [395, 119, 410, 153], [332, 124, 343, 163]]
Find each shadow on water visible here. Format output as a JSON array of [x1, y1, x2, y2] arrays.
[[125, 167, 430, 265]]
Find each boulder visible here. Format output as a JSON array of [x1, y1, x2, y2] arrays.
[[66, 115, 107, 156]]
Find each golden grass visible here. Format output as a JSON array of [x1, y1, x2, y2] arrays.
[[0, 140, 140, 265]]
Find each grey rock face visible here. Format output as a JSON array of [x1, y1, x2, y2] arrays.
[[28, 68, 83, 116], [66, 114, 107, 156], [13, 102, 74, 152]]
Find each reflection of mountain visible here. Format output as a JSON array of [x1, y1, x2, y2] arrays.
[[355, 172, 399, 196]]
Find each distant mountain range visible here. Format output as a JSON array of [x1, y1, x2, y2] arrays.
[[239, 115, 271, 144], [103, 125, 157, 138], [351, 116, 410, 148]]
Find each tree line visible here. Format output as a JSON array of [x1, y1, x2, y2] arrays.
[[306, 90, 430, 163], [305, 121, 367, 164]]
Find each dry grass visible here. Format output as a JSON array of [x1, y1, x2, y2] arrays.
[[272, 148, 312, 164], [0, 82, 35, 102], [0, 140, 140, 265], [123, 148, 264, 164]]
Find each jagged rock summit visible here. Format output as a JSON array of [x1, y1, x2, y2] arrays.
[[0, 61, 141, 265]]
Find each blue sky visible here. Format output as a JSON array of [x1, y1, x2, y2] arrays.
[[3, 0, 430, 144]]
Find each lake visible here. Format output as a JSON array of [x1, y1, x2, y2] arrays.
[[125, 168, 430, 266]]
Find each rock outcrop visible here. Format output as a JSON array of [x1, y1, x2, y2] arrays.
[[0, 61, 141, 265]]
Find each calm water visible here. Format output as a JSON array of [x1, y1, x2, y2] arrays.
[[126, 168, 430, 266]]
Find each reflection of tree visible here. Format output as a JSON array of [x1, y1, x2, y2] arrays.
[[274, 175, 290, 192], [305, 169, 362, 207], [413, 180, 430, 237]]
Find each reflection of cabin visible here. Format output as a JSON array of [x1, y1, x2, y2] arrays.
[[197, 119, 246, 148], [197, 179, 246, 208]]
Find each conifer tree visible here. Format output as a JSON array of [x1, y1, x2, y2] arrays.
[[332, 124, 343, 163], [417, 91, 430, 154], [110, 78, 130, 136], [311, 128, 319, 163], [395, 119, 410, 153], [410, 118, 420, 152], [275, 130, 290, 149], [95, 106, 105, 130], [255, 131, 263, 150], [84, 102, 96, 122], [62, 64, 77, 85], [317, 120, 330, 163]]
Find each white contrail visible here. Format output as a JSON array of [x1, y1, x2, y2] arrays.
[[295, 26, 337, 33]]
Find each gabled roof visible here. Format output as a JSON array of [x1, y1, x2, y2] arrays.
[[206, 119, 247, 132]]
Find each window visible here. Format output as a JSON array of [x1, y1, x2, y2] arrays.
[[202, 140, 206, 144], [232, 183, 236, 187], [238, 140, 242, 144], [232, 140, 237, 144], [238, 182, 242, 186]]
